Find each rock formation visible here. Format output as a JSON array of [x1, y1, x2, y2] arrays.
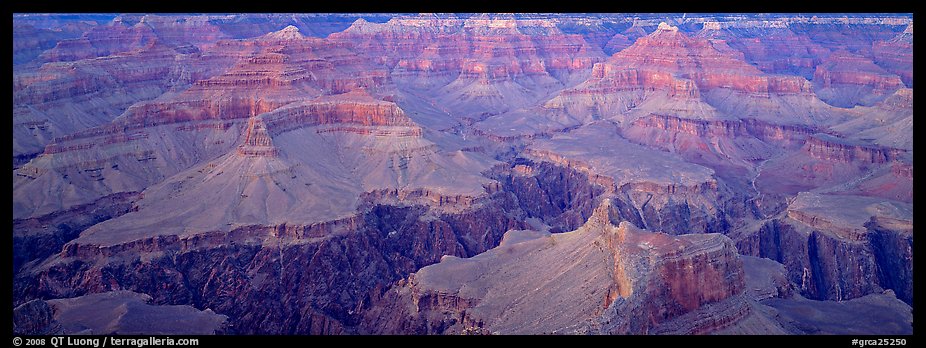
[[362, 199, 748, 335], [812, 50, 906, 107], [12, 13, 913, 336]]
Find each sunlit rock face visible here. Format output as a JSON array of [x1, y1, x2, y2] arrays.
[[13, 13, 912, 335]]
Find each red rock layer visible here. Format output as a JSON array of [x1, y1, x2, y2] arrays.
[[697, 25, 831, 79], [330, 15, 605, 83], [112, 31, 390, 128], [38, 15, 231, 64], [622, 114, 826, 163], [264, 102, 412, 131], [38, 19, 158, 62], [237, 117, 278, 157], [813, 50, 905, 90], [606, 224, 746, 334], [579, 23, 812, 97], [803, 135, 907, 164]]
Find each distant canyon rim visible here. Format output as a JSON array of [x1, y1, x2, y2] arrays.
[[12, 13, 913, 335]]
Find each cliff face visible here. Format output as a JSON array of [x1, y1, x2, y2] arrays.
[[803, 135, 906, 164], [116, 31, 390, 128], [14, 151, 618, 334], [601, 23, 812, 96], [522, 124, 738, 236], [12, 44, 218, 163], [14, 193, 532, 334], [697, 25, 830, 79], [331, 15, 606, 119], [361, 200, 747, 335], [38, 20, 159, 63], [812, 50, 905, 107], [734, 193, 913, 305], [755, 133, 911, 199], [331, 15, 604, 80], [37, 15, 230, 63], [12, 13, 914, 336], [535, 20, 840, 134]]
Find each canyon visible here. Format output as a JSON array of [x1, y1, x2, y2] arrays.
[[12, 13, 913, 335]]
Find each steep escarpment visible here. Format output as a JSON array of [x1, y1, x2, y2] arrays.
[[12, 14, 252, 166], [332, 14, 606, 120], [13, 192, 138, 275], [803, 134, 907, 164], [529, 20, 842, 137], [12, 42, 233, 165], [620, 114, 823, 177], [12, 31, 396, 220], [14, 192, 533, 334], [812, 50, 905, 107], [524, 123, 742, 236], [13, 129, 615, 334], [755, 133, 911, 199], [12, 13, 914, 336], [490, 160, 605, 232], [733, 192, 912, 305], [697, 22, 830, 79], [830, 88, 912, 151], [117, 30, 389, 128], [361, 200, 748, 335]]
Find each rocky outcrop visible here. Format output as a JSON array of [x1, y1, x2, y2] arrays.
[[38, 19, 158, 62], [11, 18, 245, 164], [754, 131, 911, 199], [600, 221, 746, 334], [12, 13, 914, 336], [788, 21, 906, 58], [332, 14, 604, 79], [490, 160, 605, 232], [205, 14, 379, 39], [260, 91, 417, 135], [539, 21, 835, 132], [13, 44, 199, 160], [13, 191, 533, 334], [362, 200, 748, 335], [236, 117, 278, 157], [601, 23, 812, 96], [99, 28, 390, 130], [521, 124, 740, 236], [332, 14, 606, 119], [734, 193, 913, 305], [37, 15, 230, 64]]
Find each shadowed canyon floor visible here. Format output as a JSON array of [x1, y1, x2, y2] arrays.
[[13, 13, 913, 335]]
